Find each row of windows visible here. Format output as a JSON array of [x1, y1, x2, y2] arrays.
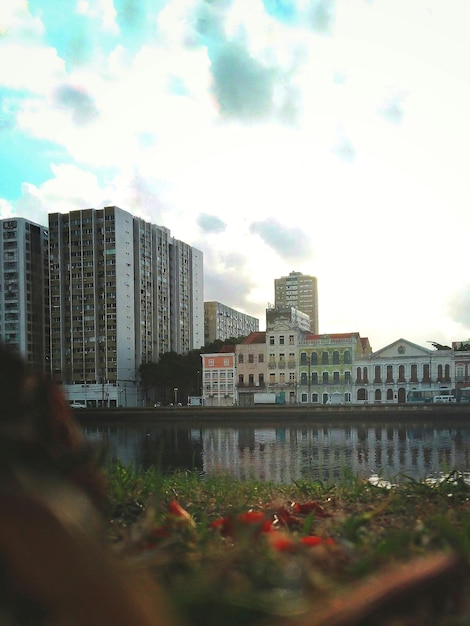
[[238, 353, 264, 364]]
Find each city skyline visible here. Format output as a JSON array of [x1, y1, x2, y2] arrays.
[[1, 1, 470, 350]]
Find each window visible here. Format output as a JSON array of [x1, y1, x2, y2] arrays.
[[312, 372, 318, 384], [208, 359, 214, 366], [300, 352, 307, 365], [258, 353, 264, 363], [344, 350, 351, 364], [311, 352, 318, 365], [238, 354, 244, 364], [398, 365, 405, 382], [249, 374, 254, 385], [322, 351, 329, 365], [248, 353, 254, 363], [239, 374, 244, 385], [279, 335, 284, 345], [344, 371, 351, 384], [269, 335, 275, 345], [333, 351, 339, 365], [289, 335, 294, 344], [333, 371, 340, 383], [258, 373, 264, 385], [322, 372, 329, 384]]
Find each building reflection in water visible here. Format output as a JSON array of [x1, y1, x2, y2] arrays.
[[83, 422, 470, 483]]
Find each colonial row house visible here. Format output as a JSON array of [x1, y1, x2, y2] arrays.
[[201, 331, 467, 406]]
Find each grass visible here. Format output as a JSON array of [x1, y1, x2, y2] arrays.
[[105, 461, 470, 625]]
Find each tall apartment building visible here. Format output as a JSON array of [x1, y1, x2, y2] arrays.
[[49, 206, 203, 407], [0, 217, 49, 372], [204, 301, 259, 345], [274, 271, 319, 333]]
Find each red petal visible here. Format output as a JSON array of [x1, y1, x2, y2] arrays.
[[293, 501, 329, 517]]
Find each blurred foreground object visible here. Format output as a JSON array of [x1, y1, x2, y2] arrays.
[[0, 345, 178, 626]]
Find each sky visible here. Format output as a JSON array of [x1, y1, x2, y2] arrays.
[[1, 0, 470, 351]]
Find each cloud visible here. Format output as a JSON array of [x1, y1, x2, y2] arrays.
[[249, 218, 312, 261], [54, 85, 99, 125], [308, 0, 336, 34], [197, 213, 227, 234], [447, 287, 470, 329], [379, 91, 406, 124], [203, 251, 260, 317], [333, 128, 356, 162], [210, 41, 277, 121]]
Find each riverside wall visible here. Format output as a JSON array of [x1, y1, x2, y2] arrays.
[[75, 403, 470, 424]]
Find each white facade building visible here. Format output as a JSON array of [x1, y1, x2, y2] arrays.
[[0, 217, 49, 372]]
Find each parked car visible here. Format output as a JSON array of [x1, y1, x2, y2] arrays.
[[433, 395, 456, 403]]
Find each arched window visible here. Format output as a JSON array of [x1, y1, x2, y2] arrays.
[[375, 389, 382, 402], [398, 365, 405, 382], [333, 351, 340, 365], [362, 367, 368, 384], [444, 364, 450, 381], [357, 388, 368, 401], [300, 352, 307, 365], [386, 388, 394, 401], [322, 351, 329, 365], [423, 363, 430, 383], [311, 352, 318, 365], [300, 372, 307, 385], [344, 350, 351, 364], [312, 393, 319, 403], [410, 364, 418, 382], [437, 364, 443, 382], [386, 365, 393, 383], [374, 365, 381, 383], [312, 372, 318, 384], [322, 371, 329, 384], [356, 367, 362, 383]]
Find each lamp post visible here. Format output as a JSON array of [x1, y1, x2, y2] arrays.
[[174, 387, 178, 406]]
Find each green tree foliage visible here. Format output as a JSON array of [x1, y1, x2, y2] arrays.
[[139, 338, 247, 406]]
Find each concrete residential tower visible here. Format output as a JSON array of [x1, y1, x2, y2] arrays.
[[0, 217, 50, 372], [274, 271, 319, 333], [49, 206, 203, 407]]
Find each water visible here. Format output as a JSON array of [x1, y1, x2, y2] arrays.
[[82, 417, 470, 484]]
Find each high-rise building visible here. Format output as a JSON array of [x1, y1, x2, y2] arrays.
[[0, 217, 49, 372], [204, 301, 259, 345], [49, 206, 203, 407], [274, 271, 318, 333]]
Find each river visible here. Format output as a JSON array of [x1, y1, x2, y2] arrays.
[[79, 412, 470, 484]]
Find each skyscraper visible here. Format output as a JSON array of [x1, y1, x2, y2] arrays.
[[49, 206, 203, 407], [0, 217, 49, 372], [274, 271, 319, 333]]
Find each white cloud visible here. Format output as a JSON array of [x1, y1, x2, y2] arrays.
[[2, 0, 470, 349]]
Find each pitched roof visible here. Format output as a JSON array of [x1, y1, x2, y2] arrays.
[[219, 345, 236, 353], [241, 332, 266, 345]]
